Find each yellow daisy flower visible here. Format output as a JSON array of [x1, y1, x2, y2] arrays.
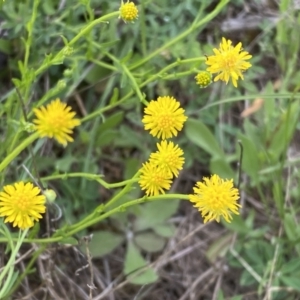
[[149, 140, 184, 177], [142, 96, 188, 140], [33, 98, 81, 146], [189, 174, 241, 223], [138, 161, 172, 196], [206, 37, 252, 88], [119, 1, 138, 23], [0, 182, 46, 230]]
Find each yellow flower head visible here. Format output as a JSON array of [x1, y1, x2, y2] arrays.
[[149, 140, 184, 177], [138, 161, 172, 196], [142, 96, 188, 140], [119, 1, 138, 22], [189, 174, 241, 223], [195, 71, 212, 88], [206, 37, 252, 88], [0, 182, 46, 229], [33, 98, 81, 146]]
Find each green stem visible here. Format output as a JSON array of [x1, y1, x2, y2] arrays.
[[103, 171, 140, 209], [104, 51, 146, 104], [70, 172, 140, 231], [129, 0, 229, 70], [0, 132, 39, 173], [140, 0, 147, 56], [63, 194, 189, 237], [122, 63, 147, 104], [0, 194, 189, 244], [0, 229, 28, 299], [8, 242, 46, 298], [81, 57, 206, 122], [34, 11, 120, 77], [41, 172, 138, 189]]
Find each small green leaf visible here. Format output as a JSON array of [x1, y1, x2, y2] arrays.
[[134, 232, 166, 252], [81, 231, 124, 258], [109, 87, 119, 104], [238, 134, 260, 183], [223, 215, 249, 234], [97, 111, 124, 132], [280, 276, 300, 291], [59, 237, 78, 245], [153, 223, 176, 238], [281, 258, 300, 275], [210, 157, 235, 179], [124, 241, 158, 285], [206, 233, 233, 263], [60, 35, 69, 46], [185, 118, 224, 159], [134, 200, 179, 231], [27, 222, 40, 240]]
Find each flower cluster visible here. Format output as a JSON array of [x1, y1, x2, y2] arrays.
[[139, 96, 187, 196], [33, 98, 81, 147], [195, 38, 251, 88], [205, 37, 252, 88], [0, 182, 46, 229], [189, 174, 240, 223]]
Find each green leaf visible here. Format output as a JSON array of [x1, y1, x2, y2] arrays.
[[206, 233, 233, 263], [85, 64, 112, 85], [134, 232, 166, 252], [185, 118, 224, 159], [280, 276, 300, 291], [237, 134, 260, 183], [81, 231, 124, 258], [269, 101, 300, 160], [97, 111, 124, 132], [109, 87, 119, 104], [209, 157, 235, 179], [96, 129, 118, 147], [55, 156, 76, 172], [223, 215, 249, 234], [134, 200, 179, 231], [124, 158, 140, 179], [27, 222, 40, 240], [124, 241, 158, 285], [153, 223, 177, 238], [281, 258, 300, 275], [59, 237, 78, 245], [283, 213, 300, 255]]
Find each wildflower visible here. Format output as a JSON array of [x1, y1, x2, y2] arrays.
[[33, 98, 81, 146], [119, 1, 138, 22], [138, 161, 172, 196], [149, 140, 184, 177], [0, 182, 46, 230], [142, 96, 187, 140], [206, 37, 252, 88], [195, 71, 212, 88], [189, 174, 240, 223]]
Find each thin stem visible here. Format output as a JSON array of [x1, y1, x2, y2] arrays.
[[129, 0, 229, 70], [237, 140, 243, 190], [64, 194, 189, 237], [34, 11, 120, 77], [0, 194, 189, 244], [0, 229, 28, 298], [41, 172, 138, 189], [0, 132, 39, 173], [81, 57, 206, 122], [140, 0, 147, 56]]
